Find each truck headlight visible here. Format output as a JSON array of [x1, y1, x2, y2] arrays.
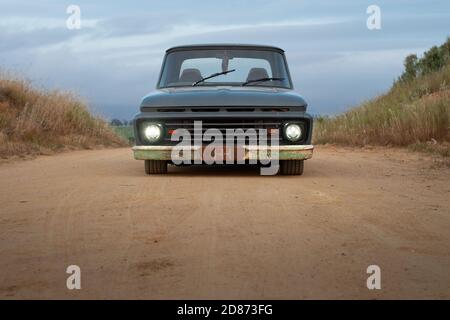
[[284, 123, 302, 142], [143, 123, 163, 142]]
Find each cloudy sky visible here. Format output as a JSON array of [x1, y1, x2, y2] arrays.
[[0, 0, 449, 120]]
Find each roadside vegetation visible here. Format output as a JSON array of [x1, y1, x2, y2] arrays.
[[0, 73, 126, 159], [314, 38, 450, 159], [110, 125, 134, 145]]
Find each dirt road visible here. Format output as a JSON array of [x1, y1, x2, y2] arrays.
[[0, 146, 449, 299]]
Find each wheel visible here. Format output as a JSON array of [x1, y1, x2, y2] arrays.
[[280, 160, 304, 175], [144, 160, 168, 174]]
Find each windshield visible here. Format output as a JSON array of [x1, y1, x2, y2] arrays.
[[158, 49, 292, 89]]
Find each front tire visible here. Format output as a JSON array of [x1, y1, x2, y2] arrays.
[[145, 160, 168, 174], [280, 160, 304, 175]]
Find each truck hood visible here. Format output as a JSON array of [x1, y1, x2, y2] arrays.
[[140, 87, 308, 110]]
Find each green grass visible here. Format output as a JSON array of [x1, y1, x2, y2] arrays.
[[111, 126, 134, 144]]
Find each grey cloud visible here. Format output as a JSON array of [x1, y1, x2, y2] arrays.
[[0, 26, 94, 52], [0, 0, 449, 119], [93, 13, 186, 38]]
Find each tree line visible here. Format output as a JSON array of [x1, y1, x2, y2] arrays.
[[399, 37, 450, 83], [110, 119, 133, 126]]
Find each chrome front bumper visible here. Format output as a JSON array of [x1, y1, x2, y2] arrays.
[[132, 145, 314, 161]]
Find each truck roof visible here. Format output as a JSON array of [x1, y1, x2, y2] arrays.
[[166, 44, 285, 53]]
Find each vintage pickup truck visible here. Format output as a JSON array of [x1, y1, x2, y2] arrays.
[[132, 44, 313, 175]]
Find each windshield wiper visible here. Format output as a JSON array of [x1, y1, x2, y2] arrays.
[[242, 77, 285, 86], [192, 69, 236, 86]]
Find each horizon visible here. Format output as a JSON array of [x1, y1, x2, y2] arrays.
[[0, 0, 449, 120]]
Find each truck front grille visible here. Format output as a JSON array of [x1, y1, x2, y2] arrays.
[[163, 120, 283, 144]]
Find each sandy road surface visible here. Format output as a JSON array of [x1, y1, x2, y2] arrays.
[[0, 146, 449, 299]]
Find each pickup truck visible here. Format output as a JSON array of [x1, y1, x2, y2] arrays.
[[132, 44, 313, 175]]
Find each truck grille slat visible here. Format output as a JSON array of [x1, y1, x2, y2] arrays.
[[151, 106, 295, 113]]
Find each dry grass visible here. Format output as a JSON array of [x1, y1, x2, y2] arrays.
[[0, 74, 126, 159], [314, 65, 450, 156]]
